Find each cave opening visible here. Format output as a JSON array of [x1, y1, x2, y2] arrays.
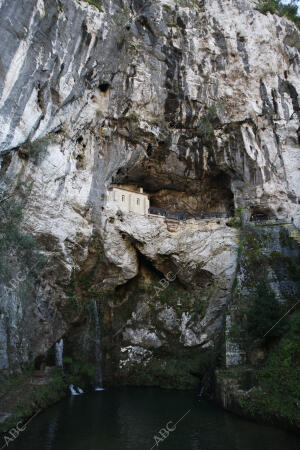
[[250, 207, 274, 221], [113, 249, 192, 302], [98, 83, 110, 93], [112, 141, 235, 217], [148, 172, 234, 215], [112, 172, 234, 216]]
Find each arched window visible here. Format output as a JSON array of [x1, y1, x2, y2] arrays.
[[137, 198, 140, 205], [122, 195, 125, 202]]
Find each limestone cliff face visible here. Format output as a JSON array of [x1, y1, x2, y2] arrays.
[[0, 0, 299, 385], [97, 203, 237, 387]]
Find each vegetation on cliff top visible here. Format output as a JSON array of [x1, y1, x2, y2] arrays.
[[257, 0, 300, 29], [82, 0, 103, 12]]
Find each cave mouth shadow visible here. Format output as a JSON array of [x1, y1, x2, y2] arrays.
[[250, 206, 274, 221], [113, 169, 234, 215]]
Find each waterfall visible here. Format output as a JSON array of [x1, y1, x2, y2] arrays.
[[69, 384, 79, 396], [198, 385, 205, 398], [93, 299, 104, 391], [55, 338, 85, 396], [69, 384, 84, 396], [68, 384, 84, 396], [69, 384, 84, 395], [55, 338, 64, 369]]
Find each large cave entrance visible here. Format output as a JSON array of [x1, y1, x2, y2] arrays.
[[114, 169, 234, 216], [112, 135, 235, 217], [148, 172, 233, 214]]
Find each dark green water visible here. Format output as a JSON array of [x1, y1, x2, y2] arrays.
[[6, 388, 300, 450]]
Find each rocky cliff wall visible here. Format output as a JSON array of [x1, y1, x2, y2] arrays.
[[0, 0, 299, 403]]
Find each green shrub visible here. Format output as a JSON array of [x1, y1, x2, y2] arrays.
[[63, 357, 96, 385], [279, 227, 295, 248], [175, 0, 198, 7], [197, 104, 219, 142], [82, 0, 103, 11], [246, 280, 287, 342], [123, 348, 216, 389], [228, 322, 242, 340], [244, 312, 300, 423], [269, 251, 300, 282], [0, 367, 66, 433], [0, 181, 45, 290], [257, 0, 300, 29], [227, 207, 244, 228]]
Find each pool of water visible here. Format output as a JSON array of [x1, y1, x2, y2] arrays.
[[7, 387, 300, 450]]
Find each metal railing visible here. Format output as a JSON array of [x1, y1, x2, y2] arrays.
[[148, 207, 232, 221], [249, 215, 289, 223], [148, 208, 291, 224]]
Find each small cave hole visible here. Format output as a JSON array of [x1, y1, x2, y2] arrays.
[[146, 144, 153, 156], [76, 136, 84, 144], [18, 150, 29, 161], [98, 83, 110, 93], [34, 355, 46, 370]]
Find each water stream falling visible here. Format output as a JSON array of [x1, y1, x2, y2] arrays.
[[93, 299, 104, 391], [68, 385, 84, 395], [55, 338, 85, 395], [69, 384, 80, 396], [55, 338, 64, 370]]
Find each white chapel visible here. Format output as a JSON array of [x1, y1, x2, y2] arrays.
[[108, 185, 150, 215]]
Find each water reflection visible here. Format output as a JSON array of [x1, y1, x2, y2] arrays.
[[7, 388, 300, 450]]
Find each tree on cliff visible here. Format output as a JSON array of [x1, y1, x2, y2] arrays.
[[246, 280, 287, 342]]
